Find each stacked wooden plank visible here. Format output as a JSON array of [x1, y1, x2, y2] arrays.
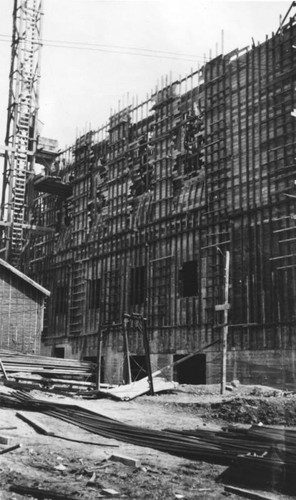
[[0, 350, 96, 392]]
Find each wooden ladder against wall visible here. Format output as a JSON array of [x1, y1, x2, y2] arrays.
[[70, 262, 85, 335]]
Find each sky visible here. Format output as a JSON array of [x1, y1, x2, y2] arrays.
[[0, 0, 292, 156]]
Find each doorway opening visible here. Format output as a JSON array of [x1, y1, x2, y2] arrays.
[[53, 347, 65, 358], [84, 356, 104, 384], [173, 353, 206, 384]]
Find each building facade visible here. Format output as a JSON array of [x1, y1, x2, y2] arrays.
[[26, 17, 296, 387]]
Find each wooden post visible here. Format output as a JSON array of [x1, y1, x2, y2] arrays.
[[222, 250, 230, 394], [142, 317, 154, 396], [215, 250, 230, 395], [0, 359, 8, 380], [123, 314, 132, 384], [96, 325, 102, 390]]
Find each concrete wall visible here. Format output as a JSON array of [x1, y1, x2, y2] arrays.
[[40, 328, 296, 389], [226, 349, 296, 390]]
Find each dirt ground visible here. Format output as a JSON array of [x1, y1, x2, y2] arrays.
[[0, 383, 295, 500]]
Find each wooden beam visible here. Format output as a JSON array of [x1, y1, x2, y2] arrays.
[[96, 324, 103, 390], [221, 250, 230, 395], [123, 314, 132, 384], [224, 485, 276, 500], [142, 317, 154, 396], [10, 484, 80, 500], [0, 359, 8, 380], [270, 253, 296, 261], [215, 303, 230, 311], [151, 338, 220, 378], [0, 444, 21, 455], [22, 223, 55, 234], [16, 412, 54, 436]]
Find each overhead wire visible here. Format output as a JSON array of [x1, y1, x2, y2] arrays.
[[0, 33, 205, 62], [36, 35, 204, 59]]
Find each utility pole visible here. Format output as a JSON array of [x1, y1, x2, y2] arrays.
[[215, 250, 230, 394]]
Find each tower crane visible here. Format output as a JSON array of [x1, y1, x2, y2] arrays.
[[0, 0, 43, 267]]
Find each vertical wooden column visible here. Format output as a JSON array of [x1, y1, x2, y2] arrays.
[[0, 359, 8, 380], [96, 324, 102, 390], [142, 316, 154, 395], [123, 313, 132, 384], [215, 250, 230, 394]]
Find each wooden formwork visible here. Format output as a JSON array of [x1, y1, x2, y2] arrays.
[[28, 17, 296, 386]]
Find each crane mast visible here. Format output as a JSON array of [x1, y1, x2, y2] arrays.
[[0, 0, 43, 267]]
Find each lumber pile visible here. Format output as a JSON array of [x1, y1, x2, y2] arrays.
[[0, 350, 96, 392]]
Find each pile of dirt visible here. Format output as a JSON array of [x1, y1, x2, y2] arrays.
[[211, 396, 296, 425], [141, 385, 296, 426]]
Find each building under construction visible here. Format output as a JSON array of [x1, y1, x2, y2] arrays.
[[8, 12, 296, 387]]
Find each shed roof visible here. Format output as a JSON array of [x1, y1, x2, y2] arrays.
[[0, 258, 51, 297]]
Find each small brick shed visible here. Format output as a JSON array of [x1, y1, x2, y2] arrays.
[[0, 258, 50, 354]]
